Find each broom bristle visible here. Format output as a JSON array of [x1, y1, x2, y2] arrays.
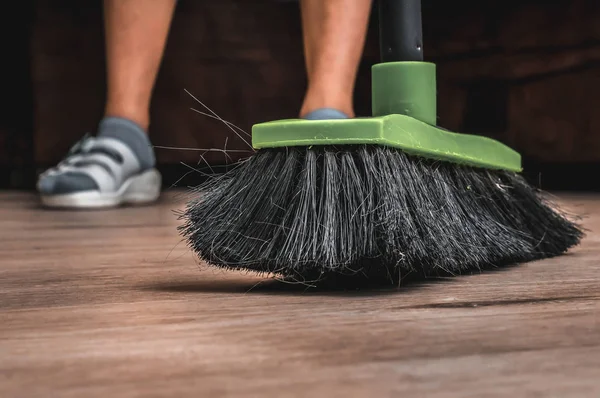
[[179, 145, 583, 284]]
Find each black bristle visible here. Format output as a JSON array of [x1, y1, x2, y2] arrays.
[[179, 145, 583, 285]]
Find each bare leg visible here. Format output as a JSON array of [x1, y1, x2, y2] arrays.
[[299, 0, 373, 118], [103, 0, 177, 131]]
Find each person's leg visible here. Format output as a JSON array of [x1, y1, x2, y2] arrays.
[[103, 0, 176, 130], [38, 0, 176, 208], [299, 0, 372, 119]]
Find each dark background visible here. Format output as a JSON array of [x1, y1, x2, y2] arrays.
[[1, 0, 599, 190]]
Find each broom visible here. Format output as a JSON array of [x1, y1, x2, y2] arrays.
[[179, 0, 582, 285]]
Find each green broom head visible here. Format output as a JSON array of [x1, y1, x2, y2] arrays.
[[253, 62, 521, 172], [180, 61, 582, 286]]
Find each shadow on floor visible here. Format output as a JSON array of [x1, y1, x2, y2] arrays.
[[138, 265, 519, 297]]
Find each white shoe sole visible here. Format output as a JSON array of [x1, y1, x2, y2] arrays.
[[40, 168, 162, 209]]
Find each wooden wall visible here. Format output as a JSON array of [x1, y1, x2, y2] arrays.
[[0, 2, 35, 188], [1, 0, 599, 189], [425, 0, 600, 164]]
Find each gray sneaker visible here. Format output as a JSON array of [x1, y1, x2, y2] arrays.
[[37, 134, 161, 209]]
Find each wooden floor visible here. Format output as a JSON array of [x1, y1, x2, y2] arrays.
[[0, 191, 599, 397]]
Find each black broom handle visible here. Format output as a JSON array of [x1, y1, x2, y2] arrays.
[[378, 0, 424, 62]]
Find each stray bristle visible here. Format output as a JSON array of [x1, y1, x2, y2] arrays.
[[179, 145, 583, 285]]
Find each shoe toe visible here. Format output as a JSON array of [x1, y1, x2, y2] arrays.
[[37, 174, 56, 195], [38, 172, 98, 195]]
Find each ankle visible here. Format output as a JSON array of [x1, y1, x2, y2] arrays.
[[300, 91, 354, 118], [104, 105, 150, 131], [300, 104, 355, 119]]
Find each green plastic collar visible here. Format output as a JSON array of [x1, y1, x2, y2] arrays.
[[372, 61, 437, 124]]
